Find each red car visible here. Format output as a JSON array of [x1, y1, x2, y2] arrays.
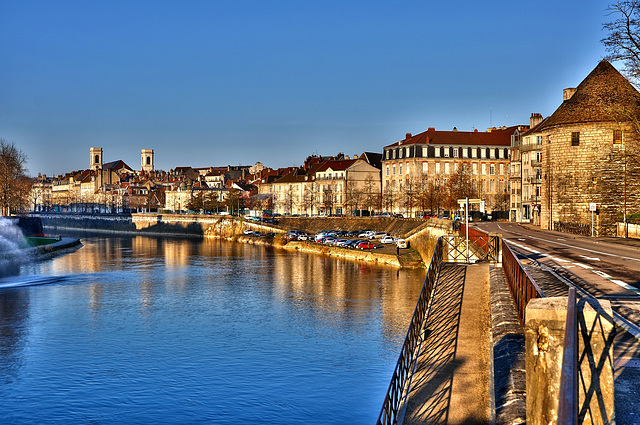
[[358, 241, 375, 250]]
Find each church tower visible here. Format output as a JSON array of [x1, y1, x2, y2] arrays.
[[90, 147, 103, 171], [141, 149, 154, 172]]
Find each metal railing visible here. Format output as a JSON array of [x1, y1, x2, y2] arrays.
[[459, 224, 500, 262], [376, 237, 444, 425], [501, 241, 545, 327], [558, 287, 578, 424]]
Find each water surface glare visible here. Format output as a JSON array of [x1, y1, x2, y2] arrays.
[[0, 233, 425, 424]]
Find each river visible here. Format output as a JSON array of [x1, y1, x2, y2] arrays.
[[0, 231, 425, 424]]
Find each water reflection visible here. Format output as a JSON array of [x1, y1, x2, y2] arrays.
[[0, 232, 425, 424]]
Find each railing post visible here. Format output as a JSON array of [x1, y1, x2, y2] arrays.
[[558, 287, 577, 424]]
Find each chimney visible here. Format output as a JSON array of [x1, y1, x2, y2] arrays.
[[530, 112, 543, 128], [406, 132, 412, 140], [427, 127, 435, 131], [563, 88, 577, 102], [452, 127, 458, 131]]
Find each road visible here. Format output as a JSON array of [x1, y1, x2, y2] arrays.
[[473, 222, 640, 422]]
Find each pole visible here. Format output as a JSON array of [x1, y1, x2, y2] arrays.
[[591, 210, 594, 237], [465, 197, 469, 262]]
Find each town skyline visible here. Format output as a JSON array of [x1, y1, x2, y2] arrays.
[[2, 0, 612, 177]]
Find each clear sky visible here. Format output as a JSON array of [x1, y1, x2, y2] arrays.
[[1, 0, 613, 177]]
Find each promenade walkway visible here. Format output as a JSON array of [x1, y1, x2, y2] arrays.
[[402, 262, 492, 425]]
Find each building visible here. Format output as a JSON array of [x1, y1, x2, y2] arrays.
[[382, 126, 525, 217], [510, 113, 546, 224], [539, 60, 640, 236]]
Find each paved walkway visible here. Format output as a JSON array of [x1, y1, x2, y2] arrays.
[[402, 262, 492, 425]]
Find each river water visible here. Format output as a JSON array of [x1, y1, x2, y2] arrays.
[[0, 231, 425, 424]]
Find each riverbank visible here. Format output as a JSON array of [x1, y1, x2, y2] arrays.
[[31, 212, 453, 268]]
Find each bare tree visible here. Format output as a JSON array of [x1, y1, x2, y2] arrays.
[[302, 181, 317, 216], [603, 0, 640, 84], [0, 139, 29, 216]]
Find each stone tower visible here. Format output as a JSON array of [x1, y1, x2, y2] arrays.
[[90, 147, 103, 171], [141, 149, 154, 172]]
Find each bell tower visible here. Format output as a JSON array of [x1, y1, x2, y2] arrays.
[[90, 147, 103, 171], [141, 149, 154, 172]]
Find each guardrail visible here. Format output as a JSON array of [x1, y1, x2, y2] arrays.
[[501, 240, 545, 327], [376, 236, 444, 425], [459, 224, 500, 262]]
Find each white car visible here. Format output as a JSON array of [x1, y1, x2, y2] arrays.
[[381, 235, 394, 244], [395, 238, 407, 248], [371, 231, 388, 239]]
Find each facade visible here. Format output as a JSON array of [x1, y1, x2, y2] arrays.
[[271, 155, 381, 216], [382, 126, 524, 217], [539, 60, 640, 236], [510, 114, 545, 223]]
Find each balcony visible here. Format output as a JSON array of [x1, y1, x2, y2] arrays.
[[530, 159, 542, 167], [520, 143, 542, 152]]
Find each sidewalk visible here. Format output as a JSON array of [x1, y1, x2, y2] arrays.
[[401, 262, 491, 425]]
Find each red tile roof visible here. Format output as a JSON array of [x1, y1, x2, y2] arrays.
[[384, 126, 523, 149]]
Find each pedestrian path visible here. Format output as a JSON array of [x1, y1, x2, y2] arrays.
[[401, 262, 491, 425]]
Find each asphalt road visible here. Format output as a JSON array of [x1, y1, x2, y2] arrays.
[[473, 221, 640, 423]]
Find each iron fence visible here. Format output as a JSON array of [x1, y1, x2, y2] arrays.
[[376, 237, 444, 425], [459, 224, 501, 262], [501, 241, 545, 327]]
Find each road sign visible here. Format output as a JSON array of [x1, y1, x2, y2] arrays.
[[589, 203, 597, 212]]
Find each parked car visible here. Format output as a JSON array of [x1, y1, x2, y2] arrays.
[[358, 241, 375, 250], [370, 231, 388, 239], [395, 238, 407, 248], [381, 235, 394, 244], [243, 229, 254, 235]]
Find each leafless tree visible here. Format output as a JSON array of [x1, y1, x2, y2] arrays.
[[0, 139, 29, 216], [603, 0, 640, 84]]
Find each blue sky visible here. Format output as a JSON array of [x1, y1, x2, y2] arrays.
[[1, 0, 613, 177]]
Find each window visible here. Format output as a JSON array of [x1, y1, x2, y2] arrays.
[[399, 164, 403, 175], [392, 165, 396, 175], [422, 162, 428, 173], [499, 164, 504, 175], [498, 149, 504, 159], [444, 163, 450, 174], [472, 163, 478, 175], [571, 131, 580, 146], [146, 157, 151, 165], [435, 162, 440, 174], [489, 164, 495, 175], [472, 149, 477, 159], [536, 136, 542, 145], [386, 165, 389, 176], [453, 148, 459, 158], [386, 150, 390, 159], [405, 147, 410, 158], [422, 147, 428, 157], [392, 150, 396, 159], [443, 148, 450, 158], [481, 148, 486, 159], [398, 149, 403, 159], [614, 130, 622, 144], [490, 149, 495, 159], [435, 147, 441, 157], [481, 164, 486, 175], [462, 148, 468, 158]]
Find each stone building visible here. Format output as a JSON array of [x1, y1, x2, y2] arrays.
[[382, 126, 524, 217], [539, 60, 640, 236]]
